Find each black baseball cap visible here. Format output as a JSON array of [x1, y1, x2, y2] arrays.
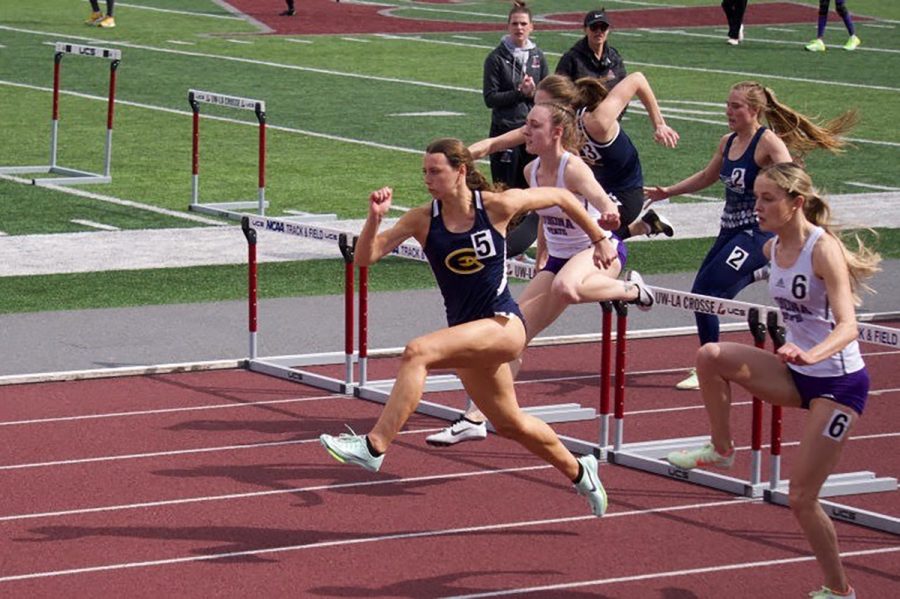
[[583, 9, 610, 28]]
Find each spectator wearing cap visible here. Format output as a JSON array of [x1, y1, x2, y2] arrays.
[[555, 9, 626, 91]]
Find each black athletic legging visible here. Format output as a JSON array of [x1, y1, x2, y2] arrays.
[[89, 0, 114, 16]]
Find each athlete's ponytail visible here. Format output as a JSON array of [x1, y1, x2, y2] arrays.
[[732, 81, 857, 158]]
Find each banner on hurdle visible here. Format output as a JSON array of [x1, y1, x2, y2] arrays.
[[0, 42, 121, 186]]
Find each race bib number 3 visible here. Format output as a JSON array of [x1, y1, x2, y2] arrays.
[[471, 230, 497, 259], [822, 409, 852, 442]]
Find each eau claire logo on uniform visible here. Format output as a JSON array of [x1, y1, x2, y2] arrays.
[[444, 229, 497, 275]]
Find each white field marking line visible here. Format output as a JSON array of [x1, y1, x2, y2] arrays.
[[0, 25, 480, 94], [611, 31, 645, 37], [0, 231, 8, 236], [340, 37, 370, 43], [0, 394, 338, 427], [765, 27, 797, 33], [12, 22, 897, 132], [0, 497, 757, 582], [642, 27, 900, 55], [96, 1, 243, 20], [166, 40, 195, 46], [0, 172, 225, 226], [375, 31, 900, 94], [845, 181, 900, 191], [69, 219, 119, 231], [862, 23, 896, 29], [444, 546, 900, 599], [284, 38, 313, 44], [451, 35, 482, 41], [0, 464, 555, 523], [224, 38, 253, 44], [0, 79, 423, 157]]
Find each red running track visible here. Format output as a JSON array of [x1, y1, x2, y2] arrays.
[[0, 332, 897, 597]]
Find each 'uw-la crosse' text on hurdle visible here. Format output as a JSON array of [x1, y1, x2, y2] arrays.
[[652, 289, 748, 318]]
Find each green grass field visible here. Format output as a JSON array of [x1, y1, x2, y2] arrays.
[[0, 0, 897, 312]]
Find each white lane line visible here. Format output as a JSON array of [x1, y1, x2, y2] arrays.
[[166, 40, 195, 46], [451, 35, 481, 41], [284, 38, 313, 44], [340, 37, 370, 43], [862, 23, 895, 29], [0, 394, 337, 427], [0, 497, 758, 582], [445, 546, 900, 598], [0, 464, 554, 523], [70, 219, 119, 231], [0, 438, 316, 470], [224, 38, 253, 44], [765, 27, 796, 33]]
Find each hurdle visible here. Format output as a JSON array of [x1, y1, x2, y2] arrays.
[[0, 42, 121, 186], [602, 285, 898, 532], [189, 89, 270, 220], [607, 287, 899, 505], [238, 214, 599, 440]]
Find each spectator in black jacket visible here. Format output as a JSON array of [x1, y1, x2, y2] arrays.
[[483, 1, 548, 190], [556, 9, 626, 91]]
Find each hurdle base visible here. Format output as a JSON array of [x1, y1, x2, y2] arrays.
[[768, 471, 897, 499], [0, 165, 111, 186], [282, 210, 339, 223], [190, 201, 269, 221], [764, 489, 900, 535], [609, 447, 767, 497], [247, 358, 347, 394], [355, 380, 600, 456]]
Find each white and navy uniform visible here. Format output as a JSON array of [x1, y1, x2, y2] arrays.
[[769, 226, 869, 414], [690, 127, 773, 345], [424, 191, 523, 328], [530, 152, 626, 272], [576, 110, 644, 239]]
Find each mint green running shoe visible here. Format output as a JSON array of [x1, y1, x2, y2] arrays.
[[667, 442, 735, 470], [574, 454, 608, 516], [320, 426, 384, 472]]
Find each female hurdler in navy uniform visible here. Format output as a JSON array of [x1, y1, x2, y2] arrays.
[[319, 138, 613, 516], [667, 163, 880, 599], [645, 81, 856, 390]]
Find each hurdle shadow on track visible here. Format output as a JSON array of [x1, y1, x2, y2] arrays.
[[308, 570, 604, 599], [16, 525, 579, 566]]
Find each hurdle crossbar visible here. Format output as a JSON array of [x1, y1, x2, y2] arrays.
[[0, 42, 121, 186]]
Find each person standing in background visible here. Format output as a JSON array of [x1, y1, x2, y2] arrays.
[[806, 1, 861, 52], [280, 0, 295, 16], [555, 9, 626, 92], [85, 0, 115, 28], [721, 0, 748, 46], [483, 1, 548, 190]]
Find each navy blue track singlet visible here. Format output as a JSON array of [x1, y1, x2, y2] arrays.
[[423, 191, 523, 327], [576, 108, 643, 193], [719, 126, 767, 230]]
